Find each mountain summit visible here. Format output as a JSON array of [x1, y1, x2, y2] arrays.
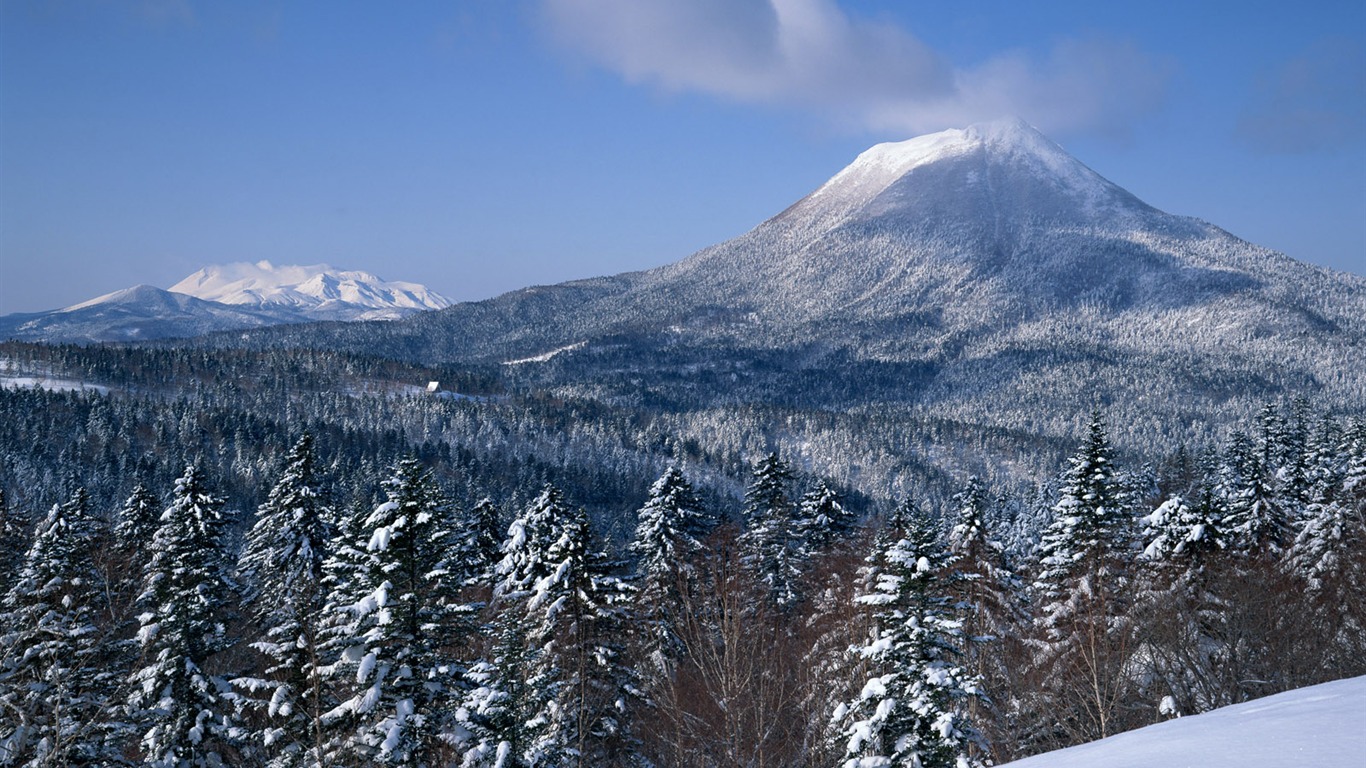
[[221, 119, 1363, 459], [0, 262, 452, 343], [171, 261, 452, 321]]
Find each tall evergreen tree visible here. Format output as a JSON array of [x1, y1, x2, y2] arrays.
[[945, 477, 1025, 760], [127, 464, 239, 768], [115, 482, 161, 554], [1221, 419, 1294, 558], [1029, 413, 1138, 747], [107, 482, 163, 625], [739, 453, 803, 607], [1287, 421, 1366, 674], [316, 499, 379, 763], [0, 488, 121, 766], [630, 466, 710, 669], [834, 503, 984, 768], [471, 487, 639, 767], [522, 505, 638, 767], [460, 497, 504, 588], [235, 434, 334, 767], [0, 486, 30, 592], [322, 458, 469, 767], [796, 479, 856, 556]]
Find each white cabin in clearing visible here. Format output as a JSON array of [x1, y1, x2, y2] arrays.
[[426, 381, 439, 394]]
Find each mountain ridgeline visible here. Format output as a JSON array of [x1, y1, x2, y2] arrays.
[[0, 261, 453, 343], [192, 118, 1365, 455]]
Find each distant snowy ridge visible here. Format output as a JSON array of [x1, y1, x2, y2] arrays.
[[0, 262, 453, 343], [170, 260, 453, 321], [1000, 676, 1366, 768]]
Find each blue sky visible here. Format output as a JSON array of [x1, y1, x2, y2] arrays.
[[2, 0, 1363, 314]]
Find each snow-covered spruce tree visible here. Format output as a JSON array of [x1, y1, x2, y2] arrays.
[[945, 476, 1026, 761], [495, 485, 569, 600], [315, 498, 378, 763], [796, 479, 856, 557], [834, 501, 984, 768], [471, 487, 639, 767], [1028, 413, 1139, 748], [1220, 421, 1294, 559], [0, 486, 30, 592], [456, 488, 572, 765], [322, 458, 470, 767], [739, 452, 804, 608], [459, 497, 503, 589], [630, 466, 712, 670], [127, 464, 240, 767], [1135, 486, 1236, 714], [1287, 420, 1366, 677], [107, 482, 163, 622], [235, 434, 334, 767], [523, 505, 638, 767], [0, 488, 122, 766], [115, 482, 161, 554]]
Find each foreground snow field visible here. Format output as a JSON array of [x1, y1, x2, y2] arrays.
[[1001, 675, 1366, 767]]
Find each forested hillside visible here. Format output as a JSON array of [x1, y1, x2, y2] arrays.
[[2, 338, 1362, 765]]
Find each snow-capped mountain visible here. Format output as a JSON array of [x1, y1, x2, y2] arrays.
[[170, 261, 452, 321], [0, 263, 452, 343], [218, 118, 1364, 453]]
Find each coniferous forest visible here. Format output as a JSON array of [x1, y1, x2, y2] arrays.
[[1, 340, 1363, 767]]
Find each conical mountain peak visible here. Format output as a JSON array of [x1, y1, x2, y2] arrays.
[[796, 118, 1136, 233]]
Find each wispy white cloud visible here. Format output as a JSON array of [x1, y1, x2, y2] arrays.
[[1238, 39, 1366, 154], [538, 0, 1172, 137]]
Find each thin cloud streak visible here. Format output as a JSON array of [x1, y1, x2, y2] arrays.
[[539, 0, 1172, 138]]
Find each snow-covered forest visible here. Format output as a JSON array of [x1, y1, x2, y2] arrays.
[[1, 395, 1362, 766]]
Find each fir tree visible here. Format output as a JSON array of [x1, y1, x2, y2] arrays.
[[496, 485, 569, 599], [945, 477, 1025, 760], [0, 488, 121, 766], [316, 499, 379, 763], [739, 453, 803, 607], [115, 481, 161, 554], [460, 497, 504, 588], [107, 482, 163, 625], [796, 479, 856, 556], [475, 488, 640, 766], [1287, 421, 1366, 672], [1221, 419, 1294, 558], [127, 464, 239, 768], [1135, 486, 1234, 714], [235, 434, 334, 767], [834, 503, 984, 768], [523, 505, 637, 767], [0, 486, 30, 592], [1029, 414, 1138, 746], [322, 458, 469, 767], [630, 466, 710, 669]]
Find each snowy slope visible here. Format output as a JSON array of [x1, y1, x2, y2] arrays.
[[1000, 676, 1366, 768], [0, 263, 453, 342], [170, 260, 453, 321], [0, 285, 290, 343]]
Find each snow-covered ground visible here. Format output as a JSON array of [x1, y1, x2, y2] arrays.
[[0, 359, 109, 394], [1001, 675, 1366, 767]]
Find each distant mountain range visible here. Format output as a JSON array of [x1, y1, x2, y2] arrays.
[[0, 261, 453, 343], [6, 119, 1363, 477]]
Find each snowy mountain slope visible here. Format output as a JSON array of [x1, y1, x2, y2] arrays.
[[218, 120, 1364, 407], [1000, 675, 1366, 768], [0, 285, 294, 343], [65, 119, 1366, 479], [170, 260, 452, 321], [0, 263, 453, 343]]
